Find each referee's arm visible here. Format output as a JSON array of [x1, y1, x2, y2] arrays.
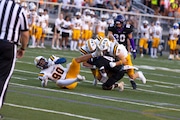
[[17, 10, 29, 58]]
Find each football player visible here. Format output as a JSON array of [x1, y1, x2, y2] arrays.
[[28, 2, 38, 48], [80, 9, 91, 48], [71, 12, 82, 51], [168, 23, 180, 60], [96, 14, 108, 38], [98, 38, 147, 89], [34, 52, 102, 89], [88, 10, 96, 39], [79, 38, 125, 91], [35, 8, 44, 48], [107, 14, 136, 59], [79, 38, 104, 84], [139, 20, 150, 57], [150, 21, 163, 58]]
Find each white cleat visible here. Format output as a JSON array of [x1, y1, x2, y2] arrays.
[[51, 46, 57, 50], [28, 45, 36, 48], [77, 74, 86, 81], [138, 71, 146, 84], [118, 81, 124, 92]]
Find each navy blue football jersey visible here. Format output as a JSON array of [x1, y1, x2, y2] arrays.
[[108, 24, 133, 48]]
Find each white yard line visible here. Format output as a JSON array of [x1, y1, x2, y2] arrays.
[[4, 103, 100, 120], [9, 83, 180, 112]]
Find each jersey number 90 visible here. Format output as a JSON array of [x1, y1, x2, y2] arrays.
[[52, 67, 64, 80]]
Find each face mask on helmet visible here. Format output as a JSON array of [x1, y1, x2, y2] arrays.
[[98, 38, 110, 51], [34, 56, 48, 70], [114, 15, 125, 28], [173, 23, 179, 29], [86, 39, 97, 52]]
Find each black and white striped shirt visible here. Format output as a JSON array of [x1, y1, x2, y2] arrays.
[[0, 0, 29, 44]]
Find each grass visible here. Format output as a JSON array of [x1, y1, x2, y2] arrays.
[[0, 46, 179, 120]]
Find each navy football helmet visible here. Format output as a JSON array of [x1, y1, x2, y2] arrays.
[[114, 14, 125, 26]]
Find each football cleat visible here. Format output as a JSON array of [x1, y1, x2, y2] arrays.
[[138, 71, 146, 84], [93, 78, 98, 86], [118, 81, 124, 91], [130, 80, 137, 89], [77, 74, 86, 81]]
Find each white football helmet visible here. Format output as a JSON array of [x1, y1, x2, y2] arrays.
[[86, 39, 97, 52], [38, 8, 44, 13], [98, 38, 110, 51], [75, 12, 81, 16], [143, 20, 148, 25], [21, 2, 27, 7], [34, 56, 48, 69], [29, 2, 36, 11], [112, 13, 117, 19], [15, 0, 20, 3], [90, 11, 95, 16], [156, 21, 160, 26], [173, 23, 179, 29]]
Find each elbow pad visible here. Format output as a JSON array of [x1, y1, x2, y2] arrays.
[[55, 58, 66, 64]]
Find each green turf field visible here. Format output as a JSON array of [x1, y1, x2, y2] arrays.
[[0, 47, 179, 120]]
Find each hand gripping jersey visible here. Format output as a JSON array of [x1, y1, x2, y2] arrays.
[[108, 24, 133, 48]]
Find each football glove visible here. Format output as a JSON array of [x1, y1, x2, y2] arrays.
[[109, 62, 116, 68]]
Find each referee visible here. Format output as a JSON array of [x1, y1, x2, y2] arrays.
[[0, 0, 29, 111]]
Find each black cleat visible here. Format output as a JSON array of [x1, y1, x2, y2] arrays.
[[130, 80, 137, 89]]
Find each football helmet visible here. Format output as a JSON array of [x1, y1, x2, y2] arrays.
[[112, 13, 117, 19], [38, 8, 44, 13], [34, 56, 48, 70], [173, 23, 179, 29], [29, 2, 36, 11], [86, 39, 97, 52], [75, 12, 81, 16], [156, 21, 160, 26], [21, 2, 27, 7], [114, 14, 125, 26], [98, 38, 110, 51], [143, 20, 149, 25], [15, 0, 20, 3], [90, 11, 95, 16]]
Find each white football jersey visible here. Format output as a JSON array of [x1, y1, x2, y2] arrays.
[[36, 15, 45, 27], [97, 20, 108, 33], [38, 55, 68, 82], [140, 25, 150, 39], [169, 28, 179, 40], [72, 17, 82, 30], [152, 25, 163, 38], [42, 14, 49, 28], [82, 15, 91, 30], [108, 42, 128, 58], [29, 11, 38, 25], [89, 17, 95, 31]]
